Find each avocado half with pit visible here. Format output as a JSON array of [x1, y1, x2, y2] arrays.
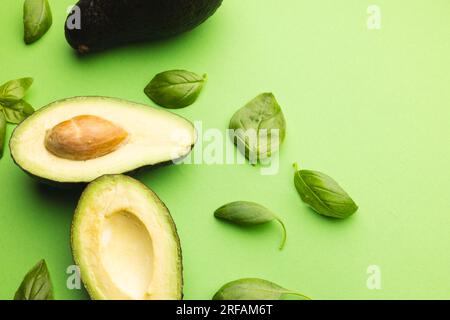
[[72, 174, 183, 300], [65, 0, 223, 53], [9, 96, 196, 186]]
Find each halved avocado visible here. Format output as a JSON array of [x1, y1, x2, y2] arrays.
[[9, 96, 196, 185], [72, 174, 183, 300]]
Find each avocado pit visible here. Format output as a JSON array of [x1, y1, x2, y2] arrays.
[[45, 115, 128, 161]]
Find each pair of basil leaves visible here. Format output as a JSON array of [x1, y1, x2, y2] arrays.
[[14, 259, 54, 300], [0, 77, 35, 159], [214, 166, 358, 244], [144, 71, 287, 165]]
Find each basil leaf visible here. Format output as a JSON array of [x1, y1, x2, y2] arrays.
[[144, 70, 207, 109], [0, 111, 6, 159], [0, 78, 33, 103], [14, 259, 54, 300], [229, 93, 286, 163], [23, 0, 53, 44], [214, 201, 287, 250], [213, 278, 310, 300], [293, 163, 358, 219], [0, 100, 35, 124]]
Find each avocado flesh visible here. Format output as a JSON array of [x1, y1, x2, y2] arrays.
[[65, 0, 223, 52], [72, 174, 183, 300], [9, 96, 196, 184]]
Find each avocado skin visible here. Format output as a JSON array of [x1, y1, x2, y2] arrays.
[[65, 0, 223, 53], [10, 153, 183, 190], [10, 138, 193, 189]]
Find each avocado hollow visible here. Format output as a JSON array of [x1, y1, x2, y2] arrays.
[[72, 174, 183, 299]]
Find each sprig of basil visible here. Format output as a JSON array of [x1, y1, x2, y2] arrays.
[[0, 112, 5, 159], [0, 78, 33, 103], [144, 70, 207, 109], [23, 0, 53, 44], [14, 259, 54, 300], [214, 201, 287, 250], [293, 163, 358, 219], [0, 78, 35, 124], [229, 93, 286, 163], [213, 278, 310, 300]]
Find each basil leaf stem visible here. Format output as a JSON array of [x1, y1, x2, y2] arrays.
[[275, 218, 287, 250]]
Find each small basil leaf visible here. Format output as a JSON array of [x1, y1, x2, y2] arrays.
[[293, 163, 358, 219], [214, 201, 287, 250], [0, 111, 6, 159], [0, 78, 33, 103], [0, 100, 35, 124], [14, 259, 54, 300], [213, 278, 310, 300], [23, 0, 53, 44], [229, 93, 286, 163], [144, 70, 207, 109]]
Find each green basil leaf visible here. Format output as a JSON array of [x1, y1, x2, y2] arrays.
[[0, 111, 6, 159], [229, 93, 286, 163], [23, 0, 53, 44], [214, 201, 287, 250], [0, 78, 33, 103], [213, 278, 310, 300], [0, 100, 35, 124], [144, 70, 207, 109], [14, 259, 54, 300], [293, 163, 358, 219]]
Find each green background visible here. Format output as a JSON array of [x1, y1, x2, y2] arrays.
[[1, 0, 449, 300]]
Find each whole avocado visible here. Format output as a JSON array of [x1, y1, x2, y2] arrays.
[[65, 0, 223, 53]]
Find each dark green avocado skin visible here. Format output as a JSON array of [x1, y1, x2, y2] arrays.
[[65, 0, 223, 52], [9, 145, 194, 190]]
